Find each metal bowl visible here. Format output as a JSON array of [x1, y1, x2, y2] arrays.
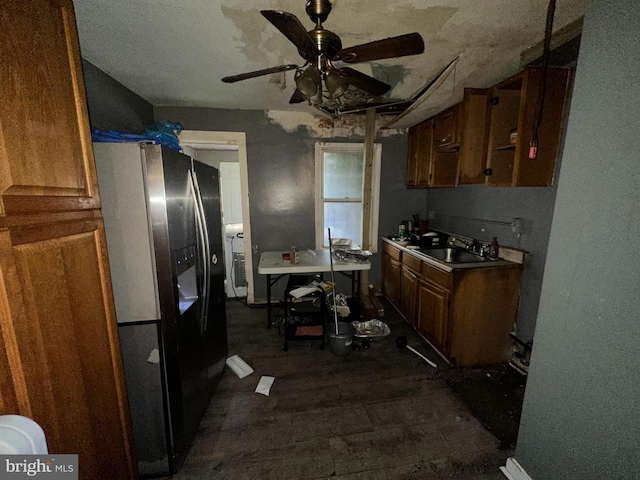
[[350, 319, 391, 342]]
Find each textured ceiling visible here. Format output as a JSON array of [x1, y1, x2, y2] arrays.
[[73, 0, 586, 125]]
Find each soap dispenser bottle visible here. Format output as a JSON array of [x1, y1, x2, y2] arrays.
[[489, 237, 499, 259]]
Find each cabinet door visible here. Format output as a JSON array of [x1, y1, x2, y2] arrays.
[[0, 220, 136, 478], [433, 104, 460, 150], [406, 119, 432, 188], [458, 88, 490, 184], [416, 119, 432, 186], [429, 151, 459, 187], [400, 267, 418, 326], [386, 257, 402, 307], [382, 252, 390, 295], [485, 68, 568, 187], [0, 0, 99, 216], [406, 125, 420, 187], [416, 278, 449, 352]]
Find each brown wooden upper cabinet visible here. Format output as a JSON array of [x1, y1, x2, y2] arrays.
[[458, 88, 491, 184], [406, 117, 432, 188], [485, 67, 569, 187], [406, 67, 569, 189], [407, 115, 459, 189], [433, 104, 460, 150]]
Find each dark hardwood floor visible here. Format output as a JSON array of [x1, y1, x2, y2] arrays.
[[167, 297, 513, 479]]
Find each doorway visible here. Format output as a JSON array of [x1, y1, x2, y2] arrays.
[[179, 131, 254, 303]]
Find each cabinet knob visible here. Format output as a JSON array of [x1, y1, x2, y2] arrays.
[[483, 168, 493, 176]]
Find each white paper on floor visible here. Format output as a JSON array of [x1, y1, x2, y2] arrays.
[[255, 376, 275, 396], [226, 355, 254, 378]]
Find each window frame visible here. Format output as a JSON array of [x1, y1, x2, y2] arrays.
[[314, 142, 382, 252]]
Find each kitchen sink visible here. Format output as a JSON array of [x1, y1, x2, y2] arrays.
[[419, 247, 496, 264]]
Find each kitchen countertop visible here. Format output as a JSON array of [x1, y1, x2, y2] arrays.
[[382, 237, 521, 273]]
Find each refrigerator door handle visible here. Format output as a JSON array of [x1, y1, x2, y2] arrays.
[[191, 169, 212, 333], [188, 171, 210, 335]]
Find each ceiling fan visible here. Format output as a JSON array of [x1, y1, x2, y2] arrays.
[[221, 0, 425, 112]]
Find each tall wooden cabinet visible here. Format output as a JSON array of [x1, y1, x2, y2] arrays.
[[0, 1, 137, 478]]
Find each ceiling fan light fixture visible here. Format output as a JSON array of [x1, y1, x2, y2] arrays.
[[309, 79, 323, 105], [295, 65, 321, 97], [325, 68, 349, 99]]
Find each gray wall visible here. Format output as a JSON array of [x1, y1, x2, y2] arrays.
[[82, 59, 154, 133], [515, 0, 640, 478], [154, 106, 427, 300], [426, 184, 559, 343]]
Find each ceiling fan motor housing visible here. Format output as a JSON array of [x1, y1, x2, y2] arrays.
[[308, 28, 342, 60], [306, 0, 332, 24]]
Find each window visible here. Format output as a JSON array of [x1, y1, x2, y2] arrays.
[[315, 142, 382, 252]]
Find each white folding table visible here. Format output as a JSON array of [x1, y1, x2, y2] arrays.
[[258, 249, 371, 328]]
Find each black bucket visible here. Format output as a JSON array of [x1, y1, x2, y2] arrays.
[[327, 322, 355, 357]]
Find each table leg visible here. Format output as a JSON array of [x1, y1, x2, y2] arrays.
[[351, 270, 356, 298], [266, 273, 272, 328]]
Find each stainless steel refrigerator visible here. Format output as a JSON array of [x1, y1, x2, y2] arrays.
[[93, 143, 227, 477]]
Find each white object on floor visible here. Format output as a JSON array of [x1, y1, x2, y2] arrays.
[[407, 345, 438, 368], [255, 376, 275, 396], [226, 355, 254, 378], [147, 348, 160, 364], [500, 457, 533, 480], [0, 415, 48, 454]]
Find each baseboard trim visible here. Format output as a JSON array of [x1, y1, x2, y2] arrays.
[[500, 457, 533, 480]]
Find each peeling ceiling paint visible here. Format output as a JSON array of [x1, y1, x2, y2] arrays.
[[266, 110, 404, 138], [73, 0, 586, 125]]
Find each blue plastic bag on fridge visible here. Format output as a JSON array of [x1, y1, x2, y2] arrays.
[[144, 120, 183, 146]]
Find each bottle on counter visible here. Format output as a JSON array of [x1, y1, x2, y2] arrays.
[[489, 237, 499, 259], [290, 245, 300, 264], [398, 225, 406, 239]]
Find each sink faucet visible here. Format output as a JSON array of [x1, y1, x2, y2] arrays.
[[449, 237, 485, 255], [448, 237, 467, 247]]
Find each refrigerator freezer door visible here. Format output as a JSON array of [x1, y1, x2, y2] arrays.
[[192, 160, 228, 382]]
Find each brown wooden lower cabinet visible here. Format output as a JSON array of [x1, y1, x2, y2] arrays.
[[382, 243, 402, 308], [0, 217, 136, 478], [416, 278, 449, 352], [381, 242, 523, 367], [400, 266, 418, 327]]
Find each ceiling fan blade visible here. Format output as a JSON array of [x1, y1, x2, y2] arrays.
[[336, 32, 424, 63], [341, 67, 391, 96], [289, 88, 306, 104], [221, 64, 298, 83], [261, 10, 318, 61]]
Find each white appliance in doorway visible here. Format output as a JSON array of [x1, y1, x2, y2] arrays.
[[224, 223, 246, 298], [220, 162, 246, 297]]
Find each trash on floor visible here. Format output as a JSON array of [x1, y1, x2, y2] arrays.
[[255, 376, 275, 396], [396, 335, 437, 368], [351, 319, 390, 342], [226, 355, 254, 378]]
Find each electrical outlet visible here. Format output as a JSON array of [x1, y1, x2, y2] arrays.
[[428, 209, 436, 220]]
